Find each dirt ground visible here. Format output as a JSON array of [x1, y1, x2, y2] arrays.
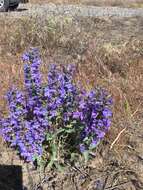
[[29, 0, 143, 8], [0, 4, 143, 190]]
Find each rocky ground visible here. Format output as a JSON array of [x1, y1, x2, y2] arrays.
[[1, 3, 143, 18]]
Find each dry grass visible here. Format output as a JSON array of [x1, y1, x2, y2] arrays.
[[0, 15, 143, 122], [0, 14, 143, 187]]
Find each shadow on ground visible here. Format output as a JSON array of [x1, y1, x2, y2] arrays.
[[0, 165, 24, 190]]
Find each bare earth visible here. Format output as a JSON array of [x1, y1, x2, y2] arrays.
[[1, 3, 143, 18]]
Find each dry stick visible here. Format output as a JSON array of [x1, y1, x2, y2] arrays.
[[110, 127, 126, 150], [65, 161, 89, 177], [105, 181, 131, 190], [131, 102, 142, 118]]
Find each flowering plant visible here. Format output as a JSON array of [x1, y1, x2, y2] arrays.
[[0, 48, 113, 169]]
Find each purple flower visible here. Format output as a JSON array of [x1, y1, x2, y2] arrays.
[[79, 144, 86, 153], [0, 48, 113, 165], [103, 108, 112, 118]]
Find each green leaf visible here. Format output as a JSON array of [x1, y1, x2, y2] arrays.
[[66, 124, 73, 128], [47, 144, 58, 169], [83, 151, 89, 163], [52, 145, 57, 160], [46, 133, 54, 141], [56, 128, 65, 135], [66, 128, 75, 133], [54, 162, 65, 172], [124, 98, 132, 117], [47, 158, 54, 169], [71, 153, 79, 161], [71, 120, 77, 125]]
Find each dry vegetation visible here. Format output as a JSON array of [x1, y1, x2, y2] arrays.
[[29, 0, 143, 8], [0, 12, 143, 189]]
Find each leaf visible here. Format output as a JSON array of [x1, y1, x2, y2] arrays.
[[56, 128, 65, 135], [32, 154, 38, 161], [47, 158, 54, 169], [66, 124, 73, 128], [89, 144, 96, 150], [51, 144, 57, 159], [124, 98, 132, 117], [66, 128, 75, 133], [71, 153, 79, 161], [47, 144, 58, 169], [83, 137, 89, 142], [54, 162, 64, 172], [83, 151, 89, 163], [71, 120, 77, 125], [46, 133, 54, 141]]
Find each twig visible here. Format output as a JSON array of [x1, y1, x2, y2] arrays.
[[110, 127, 126, 150], [105, 181, 131, 190], [103, 175, 109, 190], [131, 102, 142, 118], [65, 161, 89, 178]]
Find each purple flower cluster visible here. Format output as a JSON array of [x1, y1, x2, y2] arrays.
[[77, 89, 113, 152], [1, 48, 48, 162], [0, 48, 113, 164]]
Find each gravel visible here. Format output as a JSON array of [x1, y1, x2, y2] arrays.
[[1, 3, 143, 18]]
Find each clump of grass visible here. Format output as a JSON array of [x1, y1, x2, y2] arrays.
[[0, 15, 98, 62], [0, 16, 87, 55]]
